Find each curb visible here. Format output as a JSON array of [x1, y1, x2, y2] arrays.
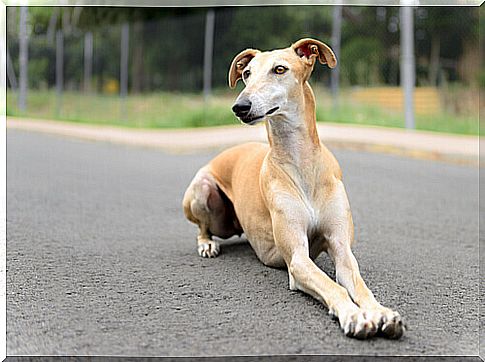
[[6, 117, 479, 166]]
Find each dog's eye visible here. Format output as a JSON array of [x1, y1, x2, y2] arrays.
[[243, 69, 251, 80], [274, 66, 287, 75]]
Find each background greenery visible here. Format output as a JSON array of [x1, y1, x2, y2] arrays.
[[6, 87, 478, 135], [6, 6, 482, 134]]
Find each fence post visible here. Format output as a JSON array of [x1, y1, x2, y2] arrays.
[[203, 9, 215, 101], [120, 22, 129, 121], [331, 5, 342, 109], [56, 29, 63, 116], [84, 31, 93, 93], [400, 5, 415, 129], [18, 6, 28, 112], [46, 8, 58, 44], [120, 23, 129, 98]]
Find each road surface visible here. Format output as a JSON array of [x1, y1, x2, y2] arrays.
[[7, 130, 479, 357]]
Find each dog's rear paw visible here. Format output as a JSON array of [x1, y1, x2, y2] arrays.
[[198, 240, 220, 258], [341, 309, 378, 339]]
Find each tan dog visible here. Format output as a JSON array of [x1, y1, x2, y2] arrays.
[[183, 38, 404, 339]]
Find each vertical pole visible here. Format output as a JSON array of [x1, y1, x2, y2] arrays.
[[46, 8, 58, 45], [120, 22, 129, 121], [331, 5, 342, 109], [84, 31, 93, 93], [18, 6, 28, 112], [120, 22, 129, 98], [56, 29, 63, 116], [400, 5, 415, 129], [203, 9, 215, 101]]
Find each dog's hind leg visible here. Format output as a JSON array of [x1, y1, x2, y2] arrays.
[[183, 166, 240, 258]]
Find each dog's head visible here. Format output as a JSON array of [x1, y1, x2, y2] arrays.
[[228, 38, 337, 125]]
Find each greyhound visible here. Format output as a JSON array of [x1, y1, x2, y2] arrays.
[[182, 38, 404, 339]]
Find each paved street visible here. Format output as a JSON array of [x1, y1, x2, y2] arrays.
[[7, 130, 479, 356]]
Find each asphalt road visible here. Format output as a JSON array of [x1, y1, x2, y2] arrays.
[[7, 130, 479, 357]]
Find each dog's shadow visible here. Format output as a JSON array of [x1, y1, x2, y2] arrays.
[[215, 235, 336, 278], [215, 235, 338, 318], [215, 235, 257, 259]]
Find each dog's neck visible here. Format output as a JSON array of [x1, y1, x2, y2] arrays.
[[265, 81, 320, 165]]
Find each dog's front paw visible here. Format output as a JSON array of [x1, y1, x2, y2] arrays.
[[377, 309, 405, 339], [340, 308, 378, 339], [364, 308, 405, 339], [198, 240, 220, 258]]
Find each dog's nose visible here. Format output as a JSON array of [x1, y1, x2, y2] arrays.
[[232, 100, 252, 117]]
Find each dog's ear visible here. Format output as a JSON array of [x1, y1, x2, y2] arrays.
[[292, 38, 337, 68], [228, 48, 260, 88]]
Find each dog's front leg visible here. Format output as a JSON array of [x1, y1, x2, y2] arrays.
[[269, 200, 378, 339], [325, 184, 405, 339], [328, 243, 405, 339]]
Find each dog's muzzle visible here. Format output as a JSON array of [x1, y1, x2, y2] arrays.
[[232, 99, 252, 119], [232, 100, 279, 125]]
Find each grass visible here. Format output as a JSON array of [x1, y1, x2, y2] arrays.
[[6, 88, 479, 135], [6, 90, 236, 128]]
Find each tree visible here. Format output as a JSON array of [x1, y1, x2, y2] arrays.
[[414, 7, 477, 85]]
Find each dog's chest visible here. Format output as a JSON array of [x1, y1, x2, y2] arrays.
[[297, 172, 349, 234], [299, 181, 335, 230], [268, 158, 346, 233]]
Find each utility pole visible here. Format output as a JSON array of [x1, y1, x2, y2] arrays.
[[331, 5, 342, 109], [203, 9, 215, 101], [84, 31, 93, 93], [400, 4, 415, 129], [18, 6, 28, 112]]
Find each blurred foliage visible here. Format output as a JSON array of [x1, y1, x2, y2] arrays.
[[5, 6, 481, 134], [340, 37, 384, 85], [6, 6, 480, 92]]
